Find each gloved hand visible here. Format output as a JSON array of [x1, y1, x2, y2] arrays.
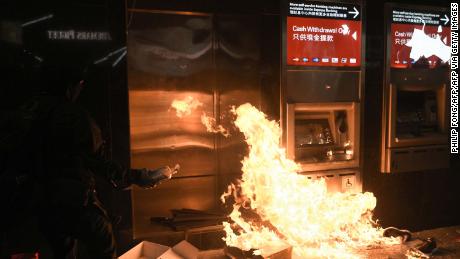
[[131, 164, 179, 189]]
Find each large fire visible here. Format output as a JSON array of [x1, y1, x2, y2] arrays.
[[222, 103, 399, 258], [171, 98, 400, 258]]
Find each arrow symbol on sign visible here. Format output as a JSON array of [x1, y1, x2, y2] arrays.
[[440, 14, 449, 25], [348, 7, 359, 19]]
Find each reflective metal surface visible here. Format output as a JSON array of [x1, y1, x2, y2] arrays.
[[129, 91, 216, 177], [128, 11, 216, 238], [127, 11, 262, 238]]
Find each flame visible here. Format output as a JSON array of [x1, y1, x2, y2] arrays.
[[171, 96, 229, 137], [170, 96, 203, 118], [201, 113, 230, 137], [221, 103, 400, 258]]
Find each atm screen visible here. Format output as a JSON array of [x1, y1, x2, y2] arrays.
[[286, 1, 362, 67], [390, 8, 451, 69]]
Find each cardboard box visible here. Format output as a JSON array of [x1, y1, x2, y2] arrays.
[[119, 240, 199, 259]]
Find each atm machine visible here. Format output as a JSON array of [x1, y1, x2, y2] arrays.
[[380, 3, 451, 173], [282, 0, 364, 192]]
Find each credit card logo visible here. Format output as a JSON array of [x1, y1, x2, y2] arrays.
[[322, 58, 329, 63], [350, 58, 357, 64], [341, 58, 347, 63], [331, 58, 339, 63], [302, 57, 308, 62], [313, 58, 319, 62]]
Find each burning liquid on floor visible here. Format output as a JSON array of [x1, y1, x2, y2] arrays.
[[222, 104, 399, 258], [171, 99, 400, 258]]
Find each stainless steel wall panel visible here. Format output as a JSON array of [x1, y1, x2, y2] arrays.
[[128, 11, 273, 239], [129, 90, 217, 177], [128, 11, 218, 238], [127, 12, 213, 81]]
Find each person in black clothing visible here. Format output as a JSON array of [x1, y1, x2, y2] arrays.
[[0, 64, 177, 258]]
